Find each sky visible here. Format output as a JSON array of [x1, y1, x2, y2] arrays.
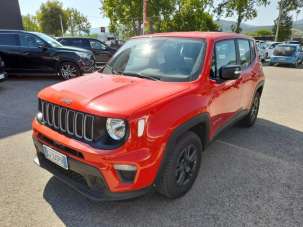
[[19, 0, 303, 28]]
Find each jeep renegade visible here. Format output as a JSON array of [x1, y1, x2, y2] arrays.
[[32, 32, 265, 200]]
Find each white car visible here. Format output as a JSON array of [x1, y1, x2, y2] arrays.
[[264, 42, 282, 59]]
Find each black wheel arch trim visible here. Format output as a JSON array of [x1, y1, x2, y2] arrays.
[[155, 112, 210, 185]]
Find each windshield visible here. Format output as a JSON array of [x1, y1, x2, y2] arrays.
[[33, 32, 63, 48], [103, 37, 205, 82], [273, 45, 297, 56]]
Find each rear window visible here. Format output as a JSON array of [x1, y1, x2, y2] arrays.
[[273, 46, 296, 56], [0, 33, 20, 46]]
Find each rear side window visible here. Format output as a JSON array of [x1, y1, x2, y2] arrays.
[[238, 39, 251, 69], [0, 33, 20, 46], [211, 39, 237, 79]]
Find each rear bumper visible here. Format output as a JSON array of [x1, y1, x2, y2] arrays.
[[33, 136, 152, 201]]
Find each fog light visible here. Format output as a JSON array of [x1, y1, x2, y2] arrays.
[[113, 164, 137, 183], [113, 164, 137, 171], [36, 112, 43, 123]]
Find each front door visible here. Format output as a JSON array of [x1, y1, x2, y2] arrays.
[[208, 39, 243, 137], [18, 33, 56, 74], [89, 39, 112, 65]]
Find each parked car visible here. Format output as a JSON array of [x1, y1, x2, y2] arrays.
[[284, 40, 301, 45], [264, 41, 282, 59], [0, 56, 7, 82], [57, 37, 116, 66], [270, 44, 303, 67], [0, 30, 96, 80], [32, 32, 265, 201], [256, 42, 267, 62]]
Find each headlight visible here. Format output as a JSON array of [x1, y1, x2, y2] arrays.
[[106, 118, 126, 140], [36, 112, 43, 123], [76, 52, 90, 59]]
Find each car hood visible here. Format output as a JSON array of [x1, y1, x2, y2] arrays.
[[38, 73, 191, 118], [56, 45, 92, 54]]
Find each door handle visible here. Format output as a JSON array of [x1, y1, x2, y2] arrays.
[[22, 52, 30, 55]]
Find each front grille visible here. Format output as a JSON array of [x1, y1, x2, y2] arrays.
[[39, 100, 95, 142]]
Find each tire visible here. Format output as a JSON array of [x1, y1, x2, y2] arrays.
[[59, 62, 81, 80], [155, 131, 202, 199], [293, 62, 298, 68], [240, 92, 261, 127]]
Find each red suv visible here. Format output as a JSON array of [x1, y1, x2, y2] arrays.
[[32, 32, 265, 200]]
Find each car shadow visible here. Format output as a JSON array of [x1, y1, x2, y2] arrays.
[[42, 118, 303, 227], [0, 76, 59, 139]]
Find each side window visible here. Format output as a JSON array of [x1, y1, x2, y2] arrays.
[[211, 39, 237, 79], [238, 39, 251, 69], [20, 34, 45, 48], [249, 40, 256, 62], [0, 33, 20, 46], [90, 40, 107, 50]]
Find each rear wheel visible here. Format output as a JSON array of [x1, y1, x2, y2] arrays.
[[155, 131, 202, 199], [59, 62, 81, 80], [240, 92, 261, 127]]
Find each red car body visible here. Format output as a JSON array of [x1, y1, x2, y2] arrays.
[[32, 32, 265, 200]]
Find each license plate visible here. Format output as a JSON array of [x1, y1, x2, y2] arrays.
[[0, 73, 5, 80], [42, 145, 68, 170]]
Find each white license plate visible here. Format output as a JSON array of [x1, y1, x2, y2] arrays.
[[0, 73, 5, 80], [43, 145, 68, 170]]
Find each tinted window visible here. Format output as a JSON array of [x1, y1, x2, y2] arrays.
[[211, 39, 237, 79], [20, 34, 45, 48], [0, 33, 20, 46], [273, 45, 297, 56], [238, 39, 251, 68], [90, 40, 107, 50]]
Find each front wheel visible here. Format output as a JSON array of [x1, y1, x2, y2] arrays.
[[59, 62, 81, 80], [155, 131, 202, 199]]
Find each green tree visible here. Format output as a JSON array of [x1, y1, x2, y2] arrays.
[[37, 0, 68, 36], [22, 14, 40, 32], [273, 12, 293, 41], [101, 0, 218, 38], [274, 0, 303, 41], [66, 8, 91, 35], [216, 0, 269, 33]]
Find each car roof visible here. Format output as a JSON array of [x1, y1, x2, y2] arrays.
[[132, 32, 252, 41]]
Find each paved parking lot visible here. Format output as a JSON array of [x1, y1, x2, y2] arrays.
[[1, 66, 303, 227]]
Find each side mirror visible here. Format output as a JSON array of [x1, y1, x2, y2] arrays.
[[38, 44, 48, 50], [219, 65, 241, 80]]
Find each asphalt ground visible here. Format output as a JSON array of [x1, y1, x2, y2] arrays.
[[0, 66, 303, 227]]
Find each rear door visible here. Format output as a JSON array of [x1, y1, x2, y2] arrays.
[[208, 39, 243, 135], [0, 33, 22, 73], [237, 39, 258, 109]]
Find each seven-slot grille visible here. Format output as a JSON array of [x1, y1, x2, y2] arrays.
[[39, 100, 95, 142]]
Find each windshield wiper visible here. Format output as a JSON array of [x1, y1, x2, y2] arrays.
[[121, 71, 160, 81]]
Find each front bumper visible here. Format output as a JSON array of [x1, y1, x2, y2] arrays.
[[33, 136, 151, 201], [0, 72, 7, 82], [32, 118, 162, 201], [79, 56, 96, 73]]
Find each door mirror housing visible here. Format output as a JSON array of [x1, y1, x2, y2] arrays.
[[38, 44, 48, 50], [219, 65, 241, 80]]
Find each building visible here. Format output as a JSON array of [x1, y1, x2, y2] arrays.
[[0, 0, 23, 30]]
